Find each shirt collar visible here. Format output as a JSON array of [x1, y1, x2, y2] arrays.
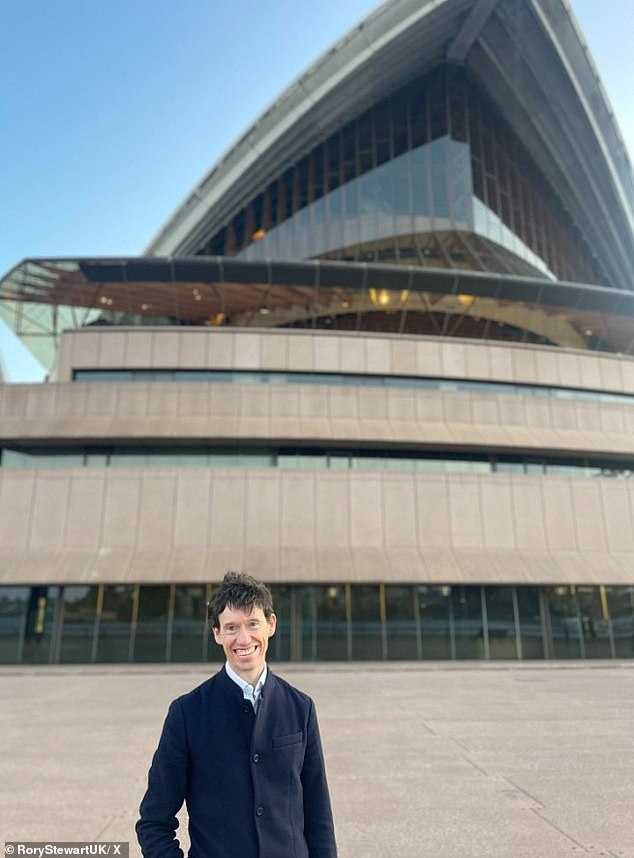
[[225, 661, 268, 696]]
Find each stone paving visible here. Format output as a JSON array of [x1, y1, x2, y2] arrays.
[[1, 662, 633, 857]]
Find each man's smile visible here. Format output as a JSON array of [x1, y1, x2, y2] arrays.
[[235, 645, 257, 657]]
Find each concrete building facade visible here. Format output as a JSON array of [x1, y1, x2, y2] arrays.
[[1, 0, 633, 663]]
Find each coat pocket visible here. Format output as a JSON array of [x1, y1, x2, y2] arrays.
[[272, 730, 303, 749]]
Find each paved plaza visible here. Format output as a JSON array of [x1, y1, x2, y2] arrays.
[[1, 662, 633, 857]]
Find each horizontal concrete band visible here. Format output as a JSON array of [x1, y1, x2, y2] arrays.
[[1, 547, 633, 586], [54, 328, 634, 392], [2, 382, 634, 457], [1, 470, 633, 584]]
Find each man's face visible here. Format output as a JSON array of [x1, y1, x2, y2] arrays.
[[213, 605, 276, 683]]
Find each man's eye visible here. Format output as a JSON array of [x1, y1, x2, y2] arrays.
[[224, 626, 237, 634], [247, 622, 261, 630]]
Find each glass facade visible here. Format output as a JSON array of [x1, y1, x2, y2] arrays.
[[2, 444, 633, 481], [2, 583, 633, 664], [205, 66, 604, 287]]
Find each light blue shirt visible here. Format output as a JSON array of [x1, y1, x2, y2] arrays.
[[224, 662, 268, 712]]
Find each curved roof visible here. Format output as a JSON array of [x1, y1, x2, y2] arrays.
[[145, 0, 634, 292]]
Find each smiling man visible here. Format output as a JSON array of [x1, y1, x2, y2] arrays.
[[136, 572, 337, 858]]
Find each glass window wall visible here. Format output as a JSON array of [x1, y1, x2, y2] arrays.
[[1, 582, 632, 664]]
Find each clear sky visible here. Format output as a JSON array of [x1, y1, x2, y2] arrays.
[[1, 0, 633, 381]]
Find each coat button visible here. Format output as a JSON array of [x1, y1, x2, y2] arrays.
[[256, 806, 264, 817], [252, 753, 260, 763], [243, 704, 251, 713]]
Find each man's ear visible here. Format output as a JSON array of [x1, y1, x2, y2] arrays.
[[268, 612, 277, 637], [212, 626, 222, 645]]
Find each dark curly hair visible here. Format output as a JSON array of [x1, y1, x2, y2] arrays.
[[208, 571, 274, 630]]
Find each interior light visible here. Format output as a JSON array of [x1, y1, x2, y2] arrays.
[[457, 294, 474, 307], [252, 229, 266, 241], [368, 288, 409, 308], [259, 307, 270, 315]]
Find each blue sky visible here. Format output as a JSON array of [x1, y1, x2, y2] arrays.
[[1, 0, 633, 381]]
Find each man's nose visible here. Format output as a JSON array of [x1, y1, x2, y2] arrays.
[[235, 626, 252, 644]]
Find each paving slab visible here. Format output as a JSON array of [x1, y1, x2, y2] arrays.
[[1, 662, 633, 857]]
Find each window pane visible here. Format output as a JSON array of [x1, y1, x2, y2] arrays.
[[22, 587, 60, 665], [516, 587, 544, 659], [418, 585, 452, 659], [0, 587, 29, 663], [134, 586, 170, 662], [299, 586, 347, 661], [547, 587, 582, 658], [577, 586, 612, 658], [170, 586, 206, 662], [606, 587, 634, 658], [386, 586, 417, 659], [269, 585, 292, 662], [96, 585, 133, 663], [485, 587, 517, 660], [452, 586, 485, 659], [351, 585, 383, 660], [59, 586, 98, 663]]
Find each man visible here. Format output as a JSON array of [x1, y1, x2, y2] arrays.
[[136, 572, 338, 858]]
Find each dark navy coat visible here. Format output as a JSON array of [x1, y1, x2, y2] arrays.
[[136, 668, 337, 858]]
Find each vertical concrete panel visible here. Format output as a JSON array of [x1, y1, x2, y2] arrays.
[[207, 332, 234, 368], [349, 476, 383, 548], [209, 474, 246, 547], [124, 331, 153, 368], [340, 337, 365, 373], [0, 386, 28, 417], [480, 480, 516, 549], [571, 482, 607, 552], [29, 475, 69, 549], [600, 482, 634, 552], [116, 386, 149, 417], [448, 478, 484, 549], [147, 384, 179, 416], [281, 475, 315, 547], [64, 475, 105, 547], [365, 338, 390, 374], [462, 343, 489, 379], [416, 340, 442, 376], [234, 333, 262, 368], [441, 342, 465, 377], [55, 385, 86, 418], [598, 357, 623, 392], [542, 482, 577, 550], [98, 331, 127, 368], [383, 476, 417, 548], [86, 385, 117, 417], [534, 349, 560, 386], [288, 335, 314, 370], [178, 331, 207, 368], [173, 474, 211, 547], [178, 385, 211, 416], [151, 330, 179, 368], [102, 475, 141, 547], [137, 475, 177, 548], [313, 335, 340, 371], [557, 353, 581, 387], [415, 478, 451, 549], [471, 396, 500, 426], [391, 340, 417, 375], [70, 331, 102, 373], [260, 334, 288, 369], [599, 406, 626, 434], [511, 481, 547, 550], [246, 475, 281, 546], [0, 474, 34, 547], [511, 348, 537, 383], [619, 358, 634, 394], [487, 345, 514, 380], [26, 387, 56, 418], [578, 355, 602, 390], [315, 477, 350, 547]]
